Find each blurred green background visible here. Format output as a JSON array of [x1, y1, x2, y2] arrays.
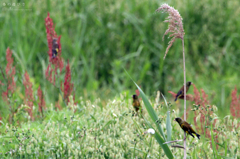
[[0, 0, 240, 115]]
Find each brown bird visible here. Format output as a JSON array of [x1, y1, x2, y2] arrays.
[[175, 81, 192, 101], [132, 94, 142, 115], [174, 117, 200, 140]]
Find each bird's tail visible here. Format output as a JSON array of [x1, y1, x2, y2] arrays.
[[196, 133, 200, 140], [174, 97, 178, 101]]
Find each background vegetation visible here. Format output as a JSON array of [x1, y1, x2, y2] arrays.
[[0, 0, 239, 108], [0, 0, 240, 158]]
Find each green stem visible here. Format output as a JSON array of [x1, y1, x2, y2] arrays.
[[182, 38, 187, 159]]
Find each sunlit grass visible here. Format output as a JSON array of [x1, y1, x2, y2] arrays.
[[0, 95, 239, 158], [0, 0, 240, 114]]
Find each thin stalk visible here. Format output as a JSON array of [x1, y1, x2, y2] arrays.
[[182, 38, 187, 159]]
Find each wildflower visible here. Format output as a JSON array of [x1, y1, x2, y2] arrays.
[[146, 128, 155, 135], [37, 86, 46, 116], [45, 13, 64, 85], [230, 87, 240, 118], [23, 72, 34, 120], [2, 48, 16, 102], [112, 113, 117, 117], [62, 60, 74, 103]]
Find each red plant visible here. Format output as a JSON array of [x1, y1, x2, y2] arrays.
[[135, 89, 140, 96], [230, 87, 240, 118], [62, 60, 74, 103], [2, 48, 16, 103], [192, 84, 219, 148], [23, 72, 34, 120], [135, 88, 142, 100], [45, 13, 64, 85], [37, 86, 46, 117]]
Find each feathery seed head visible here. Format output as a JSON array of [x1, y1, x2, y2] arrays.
[[156, 4, 185, 59]]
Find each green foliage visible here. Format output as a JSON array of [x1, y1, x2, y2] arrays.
[[211, 122, 219, 159], [0, 0, 240, 157], [134, 82, 173, 158], [0, 95, 239, 158], [0, 0, 239, 113]]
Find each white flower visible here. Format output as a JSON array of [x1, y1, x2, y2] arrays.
[[113, 113, 117, 117], [147, 128, 155, 134]]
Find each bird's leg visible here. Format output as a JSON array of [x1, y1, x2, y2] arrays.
[[184, 133, 188, 141]]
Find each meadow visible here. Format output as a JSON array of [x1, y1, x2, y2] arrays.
[[0, 0, 240, 158]]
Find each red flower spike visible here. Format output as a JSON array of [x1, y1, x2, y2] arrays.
[[2, 91, 8, 103], [192, 84, 219, 149], [6, 48, 16, 93], [135, 89, 140, 96], [23, 72, 34, 120], [62, 60, 74, 103], [45, 13, 64, 84], [6, 48, 13, 74], [2, 48, 16, 103], [135, 87, 142, 100], [37, 86, 46, 114], [230, 87, 240, 118]]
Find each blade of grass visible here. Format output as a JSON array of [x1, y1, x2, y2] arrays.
[[154, 131, 174, 159], [224, 141, 227, 156], [211, 123, 219, 159], [134, 83, 166, 140], [161, 93, 171, 142], [166, 111, 171, 142]]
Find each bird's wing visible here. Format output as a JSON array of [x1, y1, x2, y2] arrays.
[[181, 121, 191, 131], [188, 125, 197, 134], [182, 121, 197, 134], [176, 90, 183, 98], [133, 100, 140, 107]]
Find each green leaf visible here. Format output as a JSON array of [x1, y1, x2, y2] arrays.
[[161, 93, 171, 142], [154, 131, 174, 159], [134, 83, 166, 140], [166, 111, 171, 142], [211, 123, 219, 159], [224, 140, 228, 157]]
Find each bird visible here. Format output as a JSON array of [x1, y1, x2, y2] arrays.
[[132, 94, 142, 115], [174, 81, 192, 101], [52, 38, 59, 58], [174, 117, 200, 140]]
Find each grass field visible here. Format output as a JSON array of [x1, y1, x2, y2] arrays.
[[0, 0, 240, 158]]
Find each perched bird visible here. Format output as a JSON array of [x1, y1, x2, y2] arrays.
[[174, 117, 200, 140], [132, 94, 142, 115], [52, 38, 59, 58], [175, 81, 192, 101]]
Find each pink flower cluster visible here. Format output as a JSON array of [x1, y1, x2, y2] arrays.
[[2, 48, 16, 102], [45, 13, 64, 85], [23, 72, 34, 120], [230, 87, 240, 118]]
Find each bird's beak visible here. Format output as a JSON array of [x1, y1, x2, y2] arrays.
[[173, 119, 176, 121]]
